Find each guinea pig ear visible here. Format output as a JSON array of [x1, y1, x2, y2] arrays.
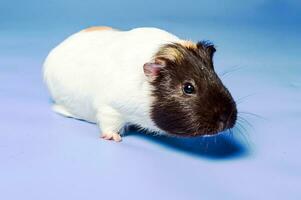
[[197, 41, 216, 59], [143, 62, 164, 81]]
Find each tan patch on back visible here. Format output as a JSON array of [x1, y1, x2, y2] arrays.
[[179, 40, 197, 49], [83, 26, 115, 32]]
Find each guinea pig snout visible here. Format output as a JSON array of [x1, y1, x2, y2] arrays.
[[216, 107, 237, 132]]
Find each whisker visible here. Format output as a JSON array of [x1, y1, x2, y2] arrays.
[[230, 129, 235, 141], [224, 128, 234, 143], [237, 116, 254, 130], [219, 66, 245, 78], [239, 111, 266, 120], [235, 129, 248, 146], [236, 120, 248, 133], [234, 121, 250, 145], [236, 93, 257, 105]]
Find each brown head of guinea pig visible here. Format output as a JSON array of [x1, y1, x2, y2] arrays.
[[144, 41, 237, 136]]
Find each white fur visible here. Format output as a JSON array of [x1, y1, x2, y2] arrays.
[[43, 27, 181, 135]]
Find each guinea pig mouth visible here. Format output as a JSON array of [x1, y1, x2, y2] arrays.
[[194, 125, 231, 137], [167, 126, 228, 137], [179, 115, 237, 137]]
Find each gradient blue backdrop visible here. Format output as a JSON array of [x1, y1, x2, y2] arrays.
[[0, 0, 300, 199]]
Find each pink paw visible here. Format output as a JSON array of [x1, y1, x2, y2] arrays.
[[101, 132, 122, 142]]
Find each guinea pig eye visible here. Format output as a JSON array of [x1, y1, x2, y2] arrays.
[[183, 82, 195, 94]]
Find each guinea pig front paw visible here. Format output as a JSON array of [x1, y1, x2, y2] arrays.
[[100, 132, 122, 142]]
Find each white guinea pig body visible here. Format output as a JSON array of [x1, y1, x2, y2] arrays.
[[43, 27, 180, 140]]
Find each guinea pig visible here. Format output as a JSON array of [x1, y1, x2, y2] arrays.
[[43, 26, 237, 142]]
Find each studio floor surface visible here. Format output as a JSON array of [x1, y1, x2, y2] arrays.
[[1, 22, 300, 199]]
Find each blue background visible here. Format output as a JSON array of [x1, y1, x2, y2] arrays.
[[0, 0, 300, 199]]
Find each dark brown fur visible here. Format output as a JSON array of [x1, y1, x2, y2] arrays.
[[149, 41, 237, 136]]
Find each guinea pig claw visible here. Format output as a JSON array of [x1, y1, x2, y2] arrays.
[[101, 133, 122, 142]]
